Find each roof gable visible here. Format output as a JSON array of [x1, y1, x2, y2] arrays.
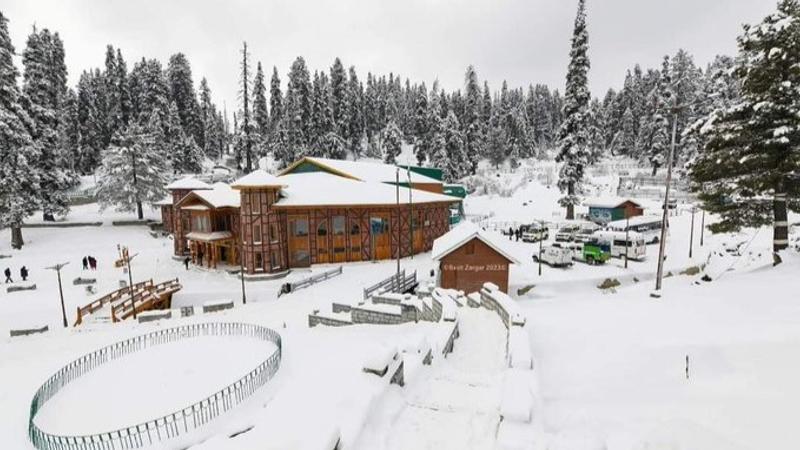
[[432, 222, 519, 263]]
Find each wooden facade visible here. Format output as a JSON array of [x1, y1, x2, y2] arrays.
[[165, 185, 454, 275], [438, 237, 514, 294]]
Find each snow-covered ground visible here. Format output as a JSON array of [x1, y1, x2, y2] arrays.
[[1, 161, 799, 450]]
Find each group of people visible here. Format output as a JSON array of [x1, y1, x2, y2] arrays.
[[508, 226, 523, 242], [4, 266, 29, 283], [82, 256, 98, 270]]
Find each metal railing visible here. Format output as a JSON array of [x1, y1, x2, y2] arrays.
[[363, 270, 418, 300], [280, 266, 343, 297], [28, 322, 282, 450]]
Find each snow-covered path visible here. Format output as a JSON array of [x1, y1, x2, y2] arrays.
[[356, 308, 507, 450]]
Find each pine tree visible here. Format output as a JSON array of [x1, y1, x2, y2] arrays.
[[0, 12, 41, 248], [411, 83, 429, 165], [486, 104, 508, 168], [463, 65, 483, 174], [167, 53, 203, 147], [555, 0, 592, 220], [329, 57, 348, 138], [238, 42, 254, 172], [382, 119, 403, 163], [285, 56, 312, 154], [691, 0, 800, 257], [22, 27, 76, 221], [252, 62, 269, 157], [443, 111, 468, 181], [309, 70, 333, 153], [252, 63, 269, 136], [619, 107, 636, 155], [269, 66, 282, 130], [346, 66, 364, 159], [96, 115, 170, 219]]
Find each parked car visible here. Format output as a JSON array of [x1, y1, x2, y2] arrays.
[[662, 198, 678, 209], [533, 245, 573, 267], [555, 224, 581, 242], [567, 239, 611, 265], [574, 222, 601, 243], [556, 221, 599, 242], [521, 223, 549, 243]]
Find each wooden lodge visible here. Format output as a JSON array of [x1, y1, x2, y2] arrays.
[[432, 222, 519, 294], [160, 158, 461, 275]]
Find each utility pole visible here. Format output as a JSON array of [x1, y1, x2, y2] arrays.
[[652, 111, 678, 298], [45, 262, 69, 328], [395, 168, 401, 276], [700, 209, 705, 247], [624, 215, 630, 269], [537, 229, 543, 276], [239, 240, 247, 304], [123, 249, 139, 319], [408, 165, 413, 260], [689, 206, 696, 259]]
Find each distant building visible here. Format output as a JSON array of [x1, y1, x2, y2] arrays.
[[160, 158, 461, 275], [432, 222, 519, 294], [585, 198, 644, 224]]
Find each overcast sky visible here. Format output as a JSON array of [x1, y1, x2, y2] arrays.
[[3, 0, 776, 110]]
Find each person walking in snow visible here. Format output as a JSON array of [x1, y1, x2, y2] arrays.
[[184, 257, 190, 270], [4, 267, 12, 283], [508, 227, 513, 240], [82, 256, 88, 270], [20, 266, 28, 282], [515, 228, 521, 242]]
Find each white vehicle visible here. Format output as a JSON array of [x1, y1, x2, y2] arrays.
[[533, 245, 573, 267], [592, 230, 647, 260], [574, 222, 601, 243], [555, 221, 598, 242], [555, 224, 581, 242], [606, 215, 664, 244], [521, 223, 549, 243]]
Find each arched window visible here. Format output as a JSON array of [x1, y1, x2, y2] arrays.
[[317, 220, 328, 236]]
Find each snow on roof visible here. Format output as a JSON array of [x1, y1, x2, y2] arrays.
[[186, 231, 234, 242], [585, 197, 641, 209], [230, 169, 285, 189], [274, 173, 458, 207], [431, 221, 520, 263], [178, 182, 240, 209], [166, 177, 212, 190], [606, 215, 664, 228], [153, 195, 173, 206], [283, 157, 442, 185]]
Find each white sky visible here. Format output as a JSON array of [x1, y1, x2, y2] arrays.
[[3, 0, 776, 110]]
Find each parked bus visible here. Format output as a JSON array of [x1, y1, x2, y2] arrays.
[[592, 230, 647, 260], [606, 215, 664, 244]]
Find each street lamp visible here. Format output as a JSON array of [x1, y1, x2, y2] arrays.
[[537, 225, 543, 276], [624, 215, 630, 269], [700, 209, 705, 247], [239, 239, 247, 305], [45, 262, 69, 328], [123, 250, 139, 319], [689, 206, 696, 258]]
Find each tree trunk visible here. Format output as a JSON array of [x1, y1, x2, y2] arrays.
[[566, 181, 575, 220], [651, 163, 659, 177], [11, 226, 24, 250], [137, 201, 144, 220], [773, 191, 788, 265]]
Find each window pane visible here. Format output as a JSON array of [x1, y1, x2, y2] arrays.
[[317, 220, 328, 236], [333, 216, 346, 235], [293, 219, 308, 236]]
